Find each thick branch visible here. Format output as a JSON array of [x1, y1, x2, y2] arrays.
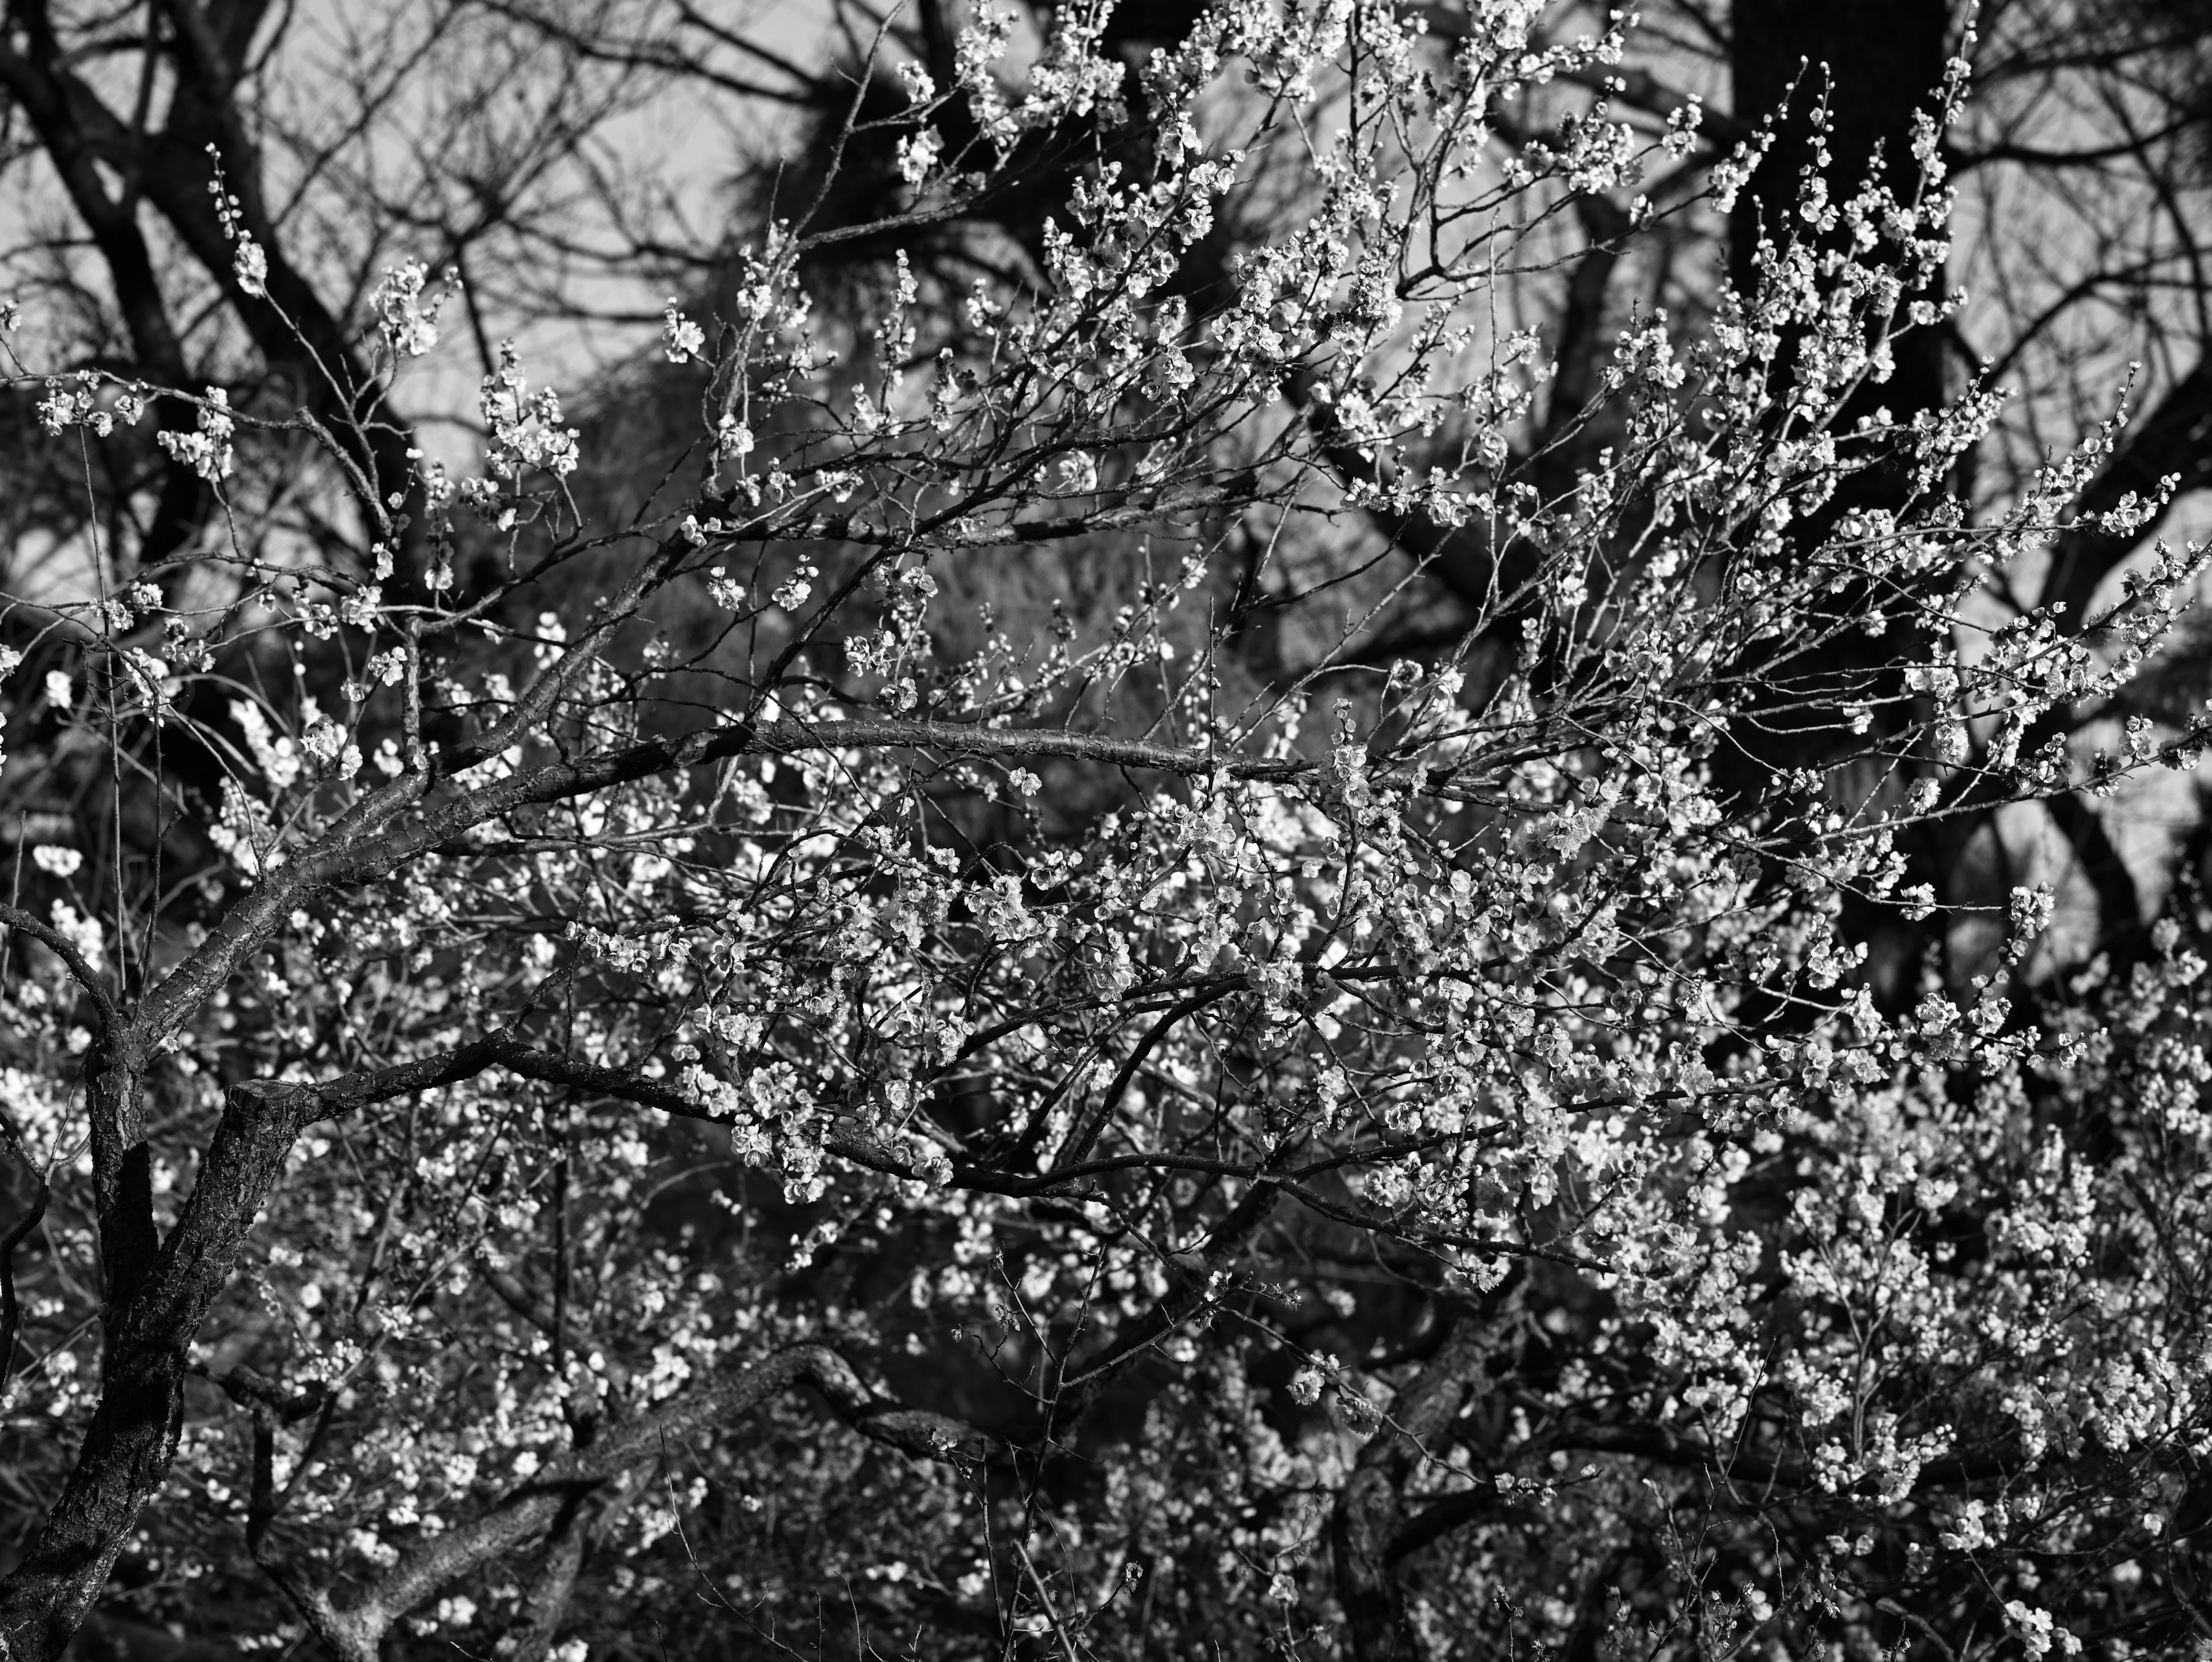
[[0, 903, 118, 1032], [2044, 791, 2145, 960], [304, 1344, 1007, 1654], [2039, 357, 2212, 627], [0, 1080, 304, 1659], [1055, 1179, 1282, 1409], [135, 717, 1306, 1057], [1331, 1313, 1491, 1662], [491, 1497, 590, 1662]]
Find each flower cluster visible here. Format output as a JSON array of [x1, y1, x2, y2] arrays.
[[4, 3, 2211, 1660]]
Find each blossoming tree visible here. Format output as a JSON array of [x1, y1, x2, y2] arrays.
[[2, 2, 2210, 1659]]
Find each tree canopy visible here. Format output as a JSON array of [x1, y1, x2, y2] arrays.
[[3, 2, 2212, 1659]]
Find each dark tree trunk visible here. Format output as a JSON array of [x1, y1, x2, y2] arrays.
[[1726, 2, 1963, 1005], [1732, 0, 1954, 425], [0, 1084, 303, 1662], [1329, 1316, 1490, 1661]]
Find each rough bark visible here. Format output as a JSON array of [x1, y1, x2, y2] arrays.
[[1329, 1315, 1491, 1662], [0, 1082, 302, 1661]]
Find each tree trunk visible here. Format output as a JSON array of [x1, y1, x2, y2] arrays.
[[1329, 1316, 1490, 1661], [0, 1084, 302, 1661], [1726, 1, 1962, 1004], [1732, 0, 1954, 419]]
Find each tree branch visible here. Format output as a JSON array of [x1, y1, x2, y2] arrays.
[[0, 903, 118, 1032], [2040, 356, 2212, 627], [134, 715, 1308, 1057], [1332, 1312, 1491, 1661], [309, 1344, 1009, 1652]]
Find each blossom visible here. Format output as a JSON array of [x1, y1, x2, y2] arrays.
[[155, 388, 236, 482], [477, 341, 579, 482], [233, 234, 268, 297], [372, 260, 442, 358], [661, 297, 705, 363], [5, 7, 2209, 1658], [896, 129, 942, 185]]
